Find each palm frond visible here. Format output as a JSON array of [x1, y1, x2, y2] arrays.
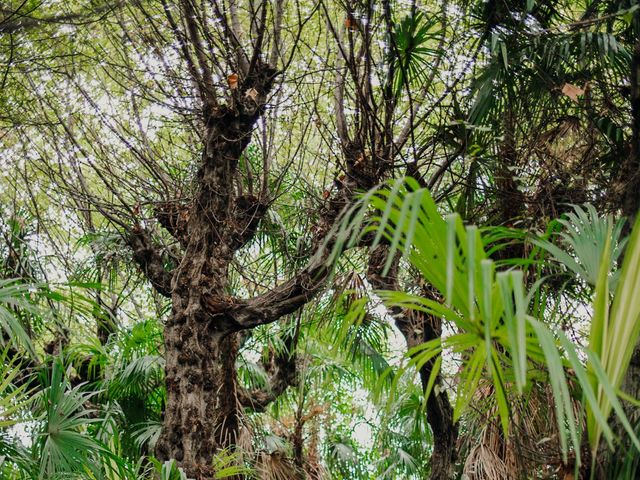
[[0, 278, 37, 356], [330, 177, 640, 468], [533, 204, 626, 289], [33, 357, 110, 478]]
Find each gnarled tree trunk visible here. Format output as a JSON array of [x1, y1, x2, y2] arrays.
[[157, 322, 242, 475]]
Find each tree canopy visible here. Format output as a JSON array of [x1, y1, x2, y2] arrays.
[[1, 0, 639, 479]]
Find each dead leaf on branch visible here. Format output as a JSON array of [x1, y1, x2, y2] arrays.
[[244, 88, 258, 102], [344, 16, 358, 30], [227, 73, 238, 90]]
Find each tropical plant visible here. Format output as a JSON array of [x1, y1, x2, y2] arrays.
[[1, 0, 639, 477], [0, 279, 37, 356], [331, 177, 640, 472], [30, 357, 110, 478]]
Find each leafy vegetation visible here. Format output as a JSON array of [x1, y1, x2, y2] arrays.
[[1, 0, 640, 479]]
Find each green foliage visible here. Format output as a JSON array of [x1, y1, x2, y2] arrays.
[[331, 177, 640, 468], [391, 12, 441, 96], [533, 204, 627, 289], [0, 279, 37, 356], [1, 0, 639, 478], [534, 203, 640, 459], [32, 357, 108, 478], [586, 214, 640, 458], [0, 349, 30, 429]]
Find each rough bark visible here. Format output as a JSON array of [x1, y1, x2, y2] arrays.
[[495, 111, 526, 227], [131, 55, 299, 477], [120, 2, 417, 476], [156, 327, 242, 476], [366, 245, 458, 480]]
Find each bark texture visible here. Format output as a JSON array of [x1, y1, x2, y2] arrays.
[[120, 1, 431, 476], [127, 57, 363, 474]]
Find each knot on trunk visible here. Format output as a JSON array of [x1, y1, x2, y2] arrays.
[[155, 200, 191, 246], [343, 141, 388, 189]]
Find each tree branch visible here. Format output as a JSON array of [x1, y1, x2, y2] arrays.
[[218, 182, 359, 330], [227, 195, 269, 251], [237, 331, 298, 412], [154, 200, 190, 248], [128, 227, 173, 298]]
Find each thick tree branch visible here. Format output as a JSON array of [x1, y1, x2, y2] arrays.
[[128, 227, 173, 298], [228, 262, 328, 330], [217, 182, 358, 330], [227, 195, 269, 251], [154, 200, 190, 248]]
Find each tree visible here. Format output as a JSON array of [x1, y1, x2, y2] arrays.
[[9, 0, 452, 475]]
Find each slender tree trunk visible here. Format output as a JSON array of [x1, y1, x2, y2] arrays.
[[367, 246, 457, 480], [419, 315, 457, 480], [495, 111, 525, 228]]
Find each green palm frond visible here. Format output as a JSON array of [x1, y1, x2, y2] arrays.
[[468, 4, 635, 126], [325, 435, 366, 479], [108, 354, 165, 399], [0, 278, 37, 356], [211, 447, 253, 479], [586, 213, 640, 459], [148, 458, 187, 480], [150, 447, 252, 480], [0, 349, 31, 429], [329, 177, 640, 467], [33, 357, 110, 478], [130, 420, 162, 451], [533, 204, 627, 289], [392, 12, 441, 96], [327, 296, 392, 380]]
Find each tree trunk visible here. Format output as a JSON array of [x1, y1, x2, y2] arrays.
[[156, 314, 241, 478], [367, 246, 458, 480]]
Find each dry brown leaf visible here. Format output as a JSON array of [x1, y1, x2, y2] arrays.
[[561, 83, 585, 103], [244, 87, 258, 101], [227, 73, 239, 90], [344, 17, 357, 30]]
